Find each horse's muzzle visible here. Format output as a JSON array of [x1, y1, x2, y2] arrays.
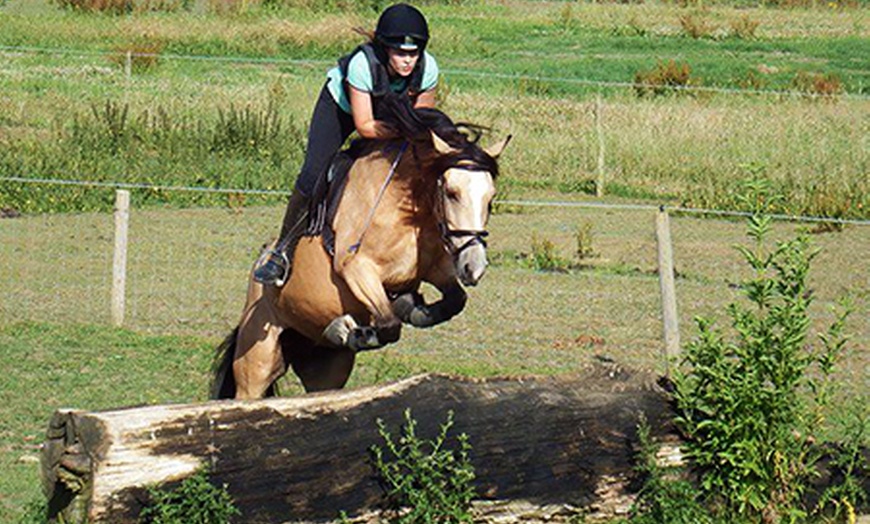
[[455, 238, 488, 286]]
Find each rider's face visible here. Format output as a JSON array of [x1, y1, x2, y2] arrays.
[[386, 48, 420, 78]]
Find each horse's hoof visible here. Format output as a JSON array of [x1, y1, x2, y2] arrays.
[[391, 291, 422, 322], [351, 326, 381, 351], [376, 321, 402, 344]]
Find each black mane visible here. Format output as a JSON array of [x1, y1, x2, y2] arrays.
[[377, 93, 500, 178]]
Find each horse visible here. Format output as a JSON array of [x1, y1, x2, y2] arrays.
[[212, 101, 510, 399]]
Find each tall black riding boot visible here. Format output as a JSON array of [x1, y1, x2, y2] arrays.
[[253, 190, 311, 286]]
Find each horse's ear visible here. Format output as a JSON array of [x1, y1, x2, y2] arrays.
[[485, 134, 512, 159], [431, 131, 460, 156]]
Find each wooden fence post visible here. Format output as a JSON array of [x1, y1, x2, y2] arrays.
[[655, 206, 680, 374], [111, 190, 130, 327], [594, 94, 606, 198]]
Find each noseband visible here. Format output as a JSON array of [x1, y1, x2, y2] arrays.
[[436, 165, 491, 257]]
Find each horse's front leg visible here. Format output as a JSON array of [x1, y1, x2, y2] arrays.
[[392, 282, 467, 328], [334, 258, 402, 348]]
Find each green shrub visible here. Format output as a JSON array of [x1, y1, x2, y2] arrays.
[[528, 234, 572, 271], [371, 409, 476, 524], [211, 103, 286, 159], [626, 417, 714, 524], [673, 177, 852, 522], [139, 468, 240, 524]]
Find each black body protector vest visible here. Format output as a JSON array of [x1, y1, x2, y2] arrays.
[[337, 43, 427, 119]]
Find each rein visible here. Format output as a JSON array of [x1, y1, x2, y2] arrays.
[[348, 141, 408, 254]]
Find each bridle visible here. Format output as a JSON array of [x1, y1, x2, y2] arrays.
[[435, 164, 492, 258]]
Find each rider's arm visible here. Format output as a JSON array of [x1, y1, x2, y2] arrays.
[[349, 85, 398, 140]]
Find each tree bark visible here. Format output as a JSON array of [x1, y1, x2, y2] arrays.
[[34, 366, 717, 522]]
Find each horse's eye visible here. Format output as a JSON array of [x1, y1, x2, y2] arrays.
[[445, 189, 460, 201]]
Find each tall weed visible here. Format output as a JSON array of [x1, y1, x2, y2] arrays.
[[371, 409, 476, 524], [140, 468, 240, 524], [673, 176, 853, 522]]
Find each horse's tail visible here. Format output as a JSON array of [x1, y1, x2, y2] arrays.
[[210, 326, 239, 399]]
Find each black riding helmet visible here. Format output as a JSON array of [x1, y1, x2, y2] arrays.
[[375, 4, 429, 53]]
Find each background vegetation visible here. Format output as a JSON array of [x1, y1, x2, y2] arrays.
[[1, 0, 868, 218]]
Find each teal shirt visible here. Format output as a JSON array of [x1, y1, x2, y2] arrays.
[[326, 50, 439, 114]]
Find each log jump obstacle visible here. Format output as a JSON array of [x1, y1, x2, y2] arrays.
[[41, 365, 680, 523]]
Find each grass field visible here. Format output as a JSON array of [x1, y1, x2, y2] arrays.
[[0, 0, 868, 520], [1, 201, 867, 520], [1, 0, 868, 217]]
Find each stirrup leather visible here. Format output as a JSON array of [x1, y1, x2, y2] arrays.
[[254, 248, 291, 287]]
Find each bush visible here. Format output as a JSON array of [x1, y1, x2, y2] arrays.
[[634, 60, 698, 97], [673, 177, 853, 522], [528, 234, 572, 271], [110, 37, 166, 73], [140, 468, 240, 524], [626, 417, 714, 524], [371, 409, 476, 524]]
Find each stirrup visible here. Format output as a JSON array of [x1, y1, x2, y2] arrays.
[[253, 249, 291, 287]]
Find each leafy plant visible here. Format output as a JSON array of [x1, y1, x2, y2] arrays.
[[815, 402, 869, 522], [139, 468, 240, 524], [371, 409, 476, 524], [211, 103, 286, 159], [627, 416, 714, 524], [528, 234, 571, 271], [673, 176, 852, 522]]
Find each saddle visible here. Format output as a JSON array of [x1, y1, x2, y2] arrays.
[[304, 141, 364, 257]]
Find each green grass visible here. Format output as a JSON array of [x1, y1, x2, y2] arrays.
[[1, 0, 868, 218], [0, 322, 216, 522], [0, 203, 867, 520]]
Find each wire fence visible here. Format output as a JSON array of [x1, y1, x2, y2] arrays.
[[1, 181, 867, 384], [2, 43, 869, 100]]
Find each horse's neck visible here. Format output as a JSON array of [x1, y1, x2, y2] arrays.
[[352, 148, 435, 210]]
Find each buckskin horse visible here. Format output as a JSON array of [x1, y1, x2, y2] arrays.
[[212, 101, 510, 399]]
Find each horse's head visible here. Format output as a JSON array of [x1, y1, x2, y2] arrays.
[[376, 96, 511, 286], [431, 131, 511, 286]]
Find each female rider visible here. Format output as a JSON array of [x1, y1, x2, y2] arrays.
[[254, 3, 439, 286]]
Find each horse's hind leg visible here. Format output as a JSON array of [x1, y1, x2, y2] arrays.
[[280, 331, 356, 392], [233, 302, 287, 400]]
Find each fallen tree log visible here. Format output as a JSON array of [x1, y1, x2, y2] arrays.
[[40, 364, 866, 523], [43, 364, 677, 523]]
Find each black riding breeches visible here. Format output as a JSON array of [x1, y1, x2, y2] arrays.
[[294, 83, 357, 198]]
